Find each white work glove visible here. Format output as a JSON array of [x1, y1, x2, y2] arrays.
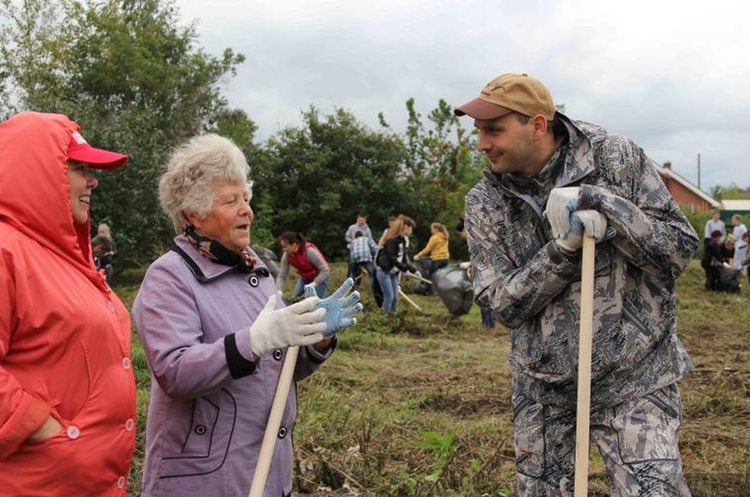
[[414, 270, 423, 280], [413, 254, 421, 261], [554, 210, 609, 252], [458, 261, 471, 270], [249, 294, 327, 357], [546, 186, 581, 239]]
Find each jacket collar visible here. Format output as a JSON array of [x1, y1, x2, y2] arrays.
[[172, 235, 270, 284]]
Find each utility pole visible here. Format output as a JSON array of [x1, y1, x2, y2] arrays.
[[697, 153, 701, 189]]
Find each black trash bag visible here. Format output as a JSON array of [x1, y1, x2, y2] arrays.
[[413, 258, 433, 295], [718, 266, 741, 293], [433, 265, 474, 316]]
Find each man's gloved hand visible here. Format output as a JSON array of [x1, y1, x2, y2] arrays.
[[413, 254, 421, 261], [546, 186, 581, 239], [249, 294, 327, 357], [413, 270, 423, 280], [304, 278, 362, 337], [554, 210, 610, 252]]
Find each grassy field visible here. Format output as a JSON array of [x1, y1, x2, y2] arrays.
[[118, 260, 750, 496]]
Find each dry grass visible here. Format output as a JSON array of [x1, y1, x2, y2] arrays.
[[119, 260, 750, 496]]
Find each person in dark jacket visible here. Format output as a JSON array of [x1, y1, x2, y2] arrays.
[[375, 214, 418, 313], [702, 229, 725, 291]]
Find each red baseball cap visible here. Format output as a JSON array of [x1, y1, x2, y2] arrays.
[[67, 130, 128, 170]]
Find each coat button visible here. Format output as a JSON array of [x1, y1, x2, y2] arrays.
[[107, 301, 116, 312], [277, 426, 287, 438], [248, 275, 259, 287], [122, 357, 131, 370], [66, 425, 80, 440], [125, 419, 135, 431], [117, 476, 125, 489], [195, 425, 207, 435], [273, 349, 283, 361]]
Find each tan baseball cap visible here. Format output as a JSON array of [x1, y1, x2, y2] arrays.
[[454, 73, 556, 121]]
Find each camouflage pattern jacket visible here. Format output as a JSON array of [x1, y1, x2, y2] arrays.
[[465, 115, 698, 407]]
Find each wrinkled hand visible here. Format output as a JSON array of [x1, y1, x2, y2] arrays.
[[555, 209, 614, 252], [249, 294, 327, 357], [546, 187, 581, 239], [304, 278, 362, 337]]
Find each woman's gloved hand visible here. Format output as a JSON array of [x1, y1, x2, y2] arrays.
[[304, 278, 362, 337], [249, 294, 327, 357]]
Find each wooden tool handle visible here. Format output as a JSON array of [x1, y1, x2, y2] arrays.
[[248, 345, 300, 497], [574, 235, 595, 497]]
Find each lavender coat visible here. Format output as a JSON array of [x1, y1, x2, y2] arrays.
[[133, 236, 334, 497]]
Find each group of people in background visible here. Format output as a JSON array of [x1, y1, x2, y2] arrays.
[[342, 213, 458, 314], [702, 210, 749, 292]]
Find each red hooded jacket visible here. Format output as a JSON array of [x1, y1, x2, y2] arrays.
[[0, 112, 136, 495]]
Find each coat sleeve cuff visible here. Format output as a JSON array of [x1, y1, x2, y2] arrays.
[[0, 395, 51, 460], [224, 332, 257, 379], [547, 240, 580, 265], [306, 336, 337, 364]]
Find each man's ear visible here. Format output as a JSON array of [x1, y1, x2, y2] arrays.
[[531, 114, 549, 141]]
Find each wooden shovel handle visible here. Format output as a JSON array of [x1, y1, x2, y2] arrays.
[[574, 235, 595, 497]]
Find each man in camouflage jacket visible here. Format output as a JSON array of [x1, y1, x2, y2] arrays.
[[455, 73, 697, 497]]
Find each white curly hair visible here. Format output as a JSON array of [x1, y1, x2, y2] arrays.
[[159, 134, 252, 233]]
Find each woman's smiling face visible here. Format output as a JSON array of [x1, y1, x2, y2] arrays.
[[67, 160, 98, 225]]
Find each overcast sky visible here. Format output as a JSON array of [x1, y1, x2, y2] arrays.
[[177, 0, 750, 193]]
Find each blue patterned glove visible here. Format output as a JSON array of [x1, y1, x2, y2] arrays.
[[304, 278, 362, 337]]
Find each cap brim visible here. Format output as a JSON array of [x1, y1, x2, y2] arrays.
[[454, 98, 513, 120], [68, 146, 128, 170]]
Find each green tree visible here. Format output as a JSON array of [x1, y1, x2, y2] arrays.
[[387, 98, 486, 259], [710, 183, 750, 201], [0, 0, 246, 264], [256, 107, 408, 259]]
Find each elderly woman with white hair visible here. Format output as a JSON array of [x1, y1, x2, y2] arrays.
[[132, 134, 361, 497]]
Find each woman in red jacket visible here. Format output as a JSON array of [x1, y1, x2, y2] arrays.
[[0, 112, 136, 496], [275, 232, 330, 298]]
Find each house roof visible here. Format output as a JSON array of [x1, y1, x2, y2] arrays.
[[652, 161, 721, 209], [720, 199, 750, 211]]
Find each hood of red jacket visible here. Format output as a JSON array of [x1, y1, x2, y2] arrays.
[[0, 111, 98, 277]]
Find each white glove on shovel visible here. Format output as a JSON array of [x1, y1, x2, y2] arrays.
[[547, 186, 581, 238], [249, 294, 327, 357], [555, 210, 608, 252]]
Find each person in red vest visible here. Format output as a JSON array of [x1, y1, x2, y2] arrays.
[[276, 232, 330, 298]]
